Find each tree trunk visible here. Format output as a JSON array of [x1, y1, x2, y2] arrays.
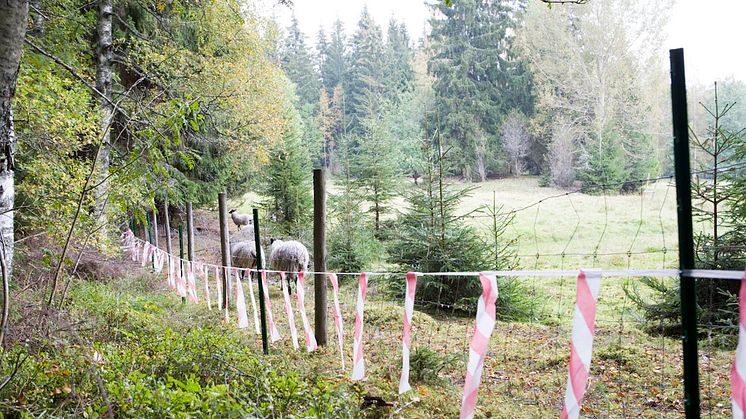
[[94, 0, 113, 239], [0, 0, 29, 344]]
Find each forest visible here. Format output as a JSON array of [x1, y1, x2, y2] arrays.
[[0, 0, 745, 416]]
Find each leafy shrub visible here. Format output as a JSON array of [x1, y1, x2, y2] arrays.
[[409, 347, 458, 384]]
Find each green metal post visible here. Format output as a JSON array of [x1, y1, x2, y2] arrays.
[[253, 208, 268, 355], [670, 48, 700, 419], [179, 224, 186, 305]]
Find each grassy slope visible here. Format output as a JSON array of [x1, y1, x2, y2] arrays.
[[7, 177, 727, 417]]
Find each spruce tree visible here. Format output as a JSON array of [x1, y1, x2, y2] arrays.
[[347, 6, 386, 135], [263, 105, 312, 238], [383, 19, 414, 100], [428, 0, 531, 180], [354, 114, 399, 234], [280, 15, 321, 111], [320, 19, 349, 98]]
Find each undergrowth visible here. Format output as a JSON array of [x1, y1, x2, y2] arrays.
[[0, 276, 361, 417]]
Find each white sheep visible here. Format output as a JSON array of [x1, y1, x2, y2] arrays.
[[268, 238, 309, 294], [229, 209, 253, 231], [231, 240, 264, 280]]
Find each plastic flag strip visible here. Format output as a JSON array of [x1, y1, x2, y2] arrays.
[[295, 272, 317, 352], [186, 262, 199, 303], [561, 269, 602, 419], [245, 271, 260, 335], [140, 243, 150, 267], [399, 272, 417, 394], [215, 266, 222, 309], [234, 269, 250, 329], [731, 267, 746, 419], [202, 264, 211, 311], [260, 271, 281, 342], [351, 272, 368, 381], [167, 255, 176, 289], [280, 272, 299, 350], [459, 273, 499, 419], [328, 273, 345, 369], [175, 260, 187, 298]]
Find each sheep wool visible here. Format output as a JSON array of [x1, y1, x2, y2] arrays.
[[269, 240, 310, 292], [231, 241, 265, 271], [229, 210, 253, 231]]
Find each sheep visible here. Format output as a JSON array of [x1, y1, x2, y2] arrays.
[[268, 238, 309, 295], [231, 240, 266, 281], [229, 209, 253, 231]]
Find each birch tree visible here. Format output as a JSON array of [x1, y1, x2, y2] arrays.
[[0, 0, 28, 342]]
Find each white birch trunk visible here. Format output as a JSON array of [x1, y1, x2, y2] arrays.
[[0, 0, 29, 342], [94, 0, 113, 238]]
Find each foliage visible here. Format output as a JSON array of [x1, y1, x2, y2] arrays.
[[627, 85, 746, 339], [389, 139, 528, 318], [261, 102, 312, 239], [428, 0, 532, 180], [328, 135, 383, 272], [409, 347, 459, 384], [0, 278, 360, 416]]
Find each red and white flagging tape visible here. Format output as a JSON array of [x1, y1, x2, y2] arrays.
[[280, 272, 299, 350], [731, 268, 746, 419], [459, 273, 498, 419], [351, 272, 368, 381], [328, 273, 345, 369], [399, 272, 417, 394], [296, 272, 318, 352], [234, 269, 250, 329], [561, 269, 602, 419], [260, 271, 281, 342]]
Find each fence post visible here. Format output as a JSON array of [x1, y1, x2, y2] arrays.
[[152, 208, 159, 248], [218, 192, 232, 309], [670, 48, 700, 419], [313, 168, 328, 346], [179, 224, 185, 305], [163, 199, 173, 257], [186, 203, 195, 263], [146, 212, 154, 269], [253, 208, 268, 355]]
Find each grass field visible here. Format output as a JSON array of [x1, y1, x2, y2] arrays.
[[218, 176, 732, 418]]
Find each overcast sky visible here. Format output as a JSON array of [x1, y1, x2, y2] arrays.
[[259, 0, 746, 84]]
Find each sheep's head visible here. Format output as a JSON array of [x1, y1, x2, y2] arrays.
[[229, 209, 236, 214]]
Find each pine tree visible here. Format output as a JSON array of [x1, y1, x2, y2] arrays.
[[383, 19, 414, 100], [354, 114, 399, 233], [263, 105, 312, 238], [347, 7, 386, 135], [428, 0, 531, 180], [280, 15, 321, 111], [320, 19, 349, 98]]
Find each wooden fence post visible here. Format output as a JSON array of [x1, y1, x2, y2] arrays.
[[313, 168, 327, 346], [218, 192, 232, 309], [152, 208, 159, 248]]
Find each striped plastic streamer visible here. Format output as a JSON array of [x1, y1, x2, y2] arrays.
[[245, 271, 260, 335], [459, 273, 499, 419], [280, 272, 299, 350], [202, 264, 211, 311], [175, 261, 187, 298], [215, 266, 222, 309], [561, 269, 602, 419], [234, 268, 250, 329], [260, 271, 281, 342], [295, 272, 318, 352], [399, 272, 418, 394], [186, 262, 199, 303], [731, 268, 746, 419], [328, 273, 345, 369], [351, 272, 368, 381]]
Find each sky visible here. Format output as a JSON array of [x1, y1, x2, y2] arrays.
[[259, 0, 746, 84]]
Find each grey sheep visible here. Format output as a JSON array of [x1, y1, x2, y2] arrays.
[[229, 209, 253, 231], [231, 240, 264, 280], [269, 238, 309, 294]]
